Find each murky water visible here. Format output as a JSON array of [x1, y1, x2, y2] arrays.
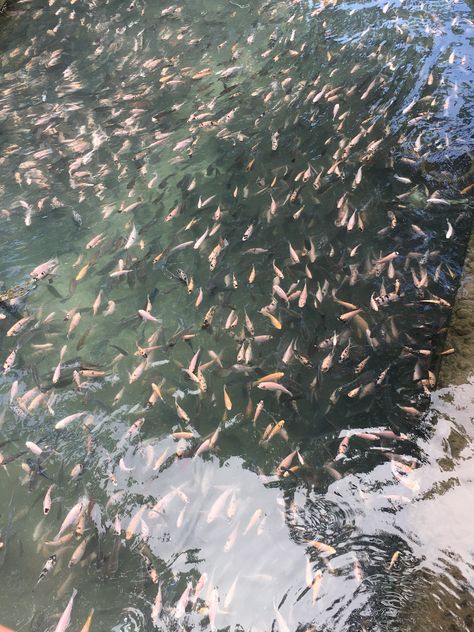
[[0, 0, 473, 630]]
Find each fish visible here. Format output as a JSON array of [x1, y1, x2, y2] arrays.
[[208, 587, 219, 632], [124, 224, 138, 249], [55, 500, 84, 540], [151, 585, 162, 626], [174, 582, 192, 619], [36, 554, 56, 585], [53, 588, 78, 632], [3, 349, 17, 374], [6, 316, 33, 337], [207, 488, 233, 524], [273, 601, 290, 632], [306, 540, 336, 555], [0, 6, 465, 629], [257, 382, 293, 397], [43, 484, 54, 515], [79, 609, 94, 632], [68, 536, 91, 567], [30, 258, 58, 280], [55, 412, 87, 430]]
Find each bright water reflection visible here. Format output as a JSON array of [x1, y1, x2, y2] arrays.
[[0, 0, 473, 630]]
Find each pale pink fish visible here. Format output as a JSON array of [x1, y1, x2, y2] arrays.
[[124, 223, 137, 249], [92, 289, 102, 315], [6, 315, 33, 337], [55, 500, 84, 539], [138, 309, 159, 322], [281, 340, 295, 364], [273, 285, 289, 303], [9, 380, 19, 403], [193, 573, 208, 603], [129, 360, 146, 383], [150, 489, 178, 515], [218, 65, 241, 77], [242, 223, 254, 241], [298, 281, 308, 308], [224, 523, 239, 552], [224, 577, 238, 610], [53, 588, 78, 632], [194, 438, 211, 458], [67, 312, 81, 337], [173, 137, 193, 152], [86, 233, 104, 249], [253, 400, 264, 424], [227, 491, 238, 519], [70, 463, 84, 480], [174, 582, 192, 619], [151, 584, 162, 627], [195, 287, 203, 306], [207, 488, 233, 523], [243, 508, 263, 535], [257, 382, 293, 397], [109, 269, 132, 278], [225, 310, 237, 329], [103, 300, 115, 316], [188, 348, 200, 373], [208, 587, 219, 632], [68, 536, 89, 567], [25, 440, 43, 456], [275, 450, 297, 475], [52, 361, 62, 384], [273, 601, 290, 632], [30, 258, 58, 280], [121, 201, 142, 214], [288, 242, 300, 264], [43, 484, 54, 515], [55, 411, 87, 430]]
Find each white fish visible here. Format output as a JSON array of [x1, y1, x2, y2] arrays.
[[194, 227, 209, 249], [446, 219, 453, 239], [224, 576, 238, 610], [138, 309, 159, 322], [208, 587, 219, 631], [55, 412, 86, 430], [207, 488, 233, 523], [124, 223, 137, 249]]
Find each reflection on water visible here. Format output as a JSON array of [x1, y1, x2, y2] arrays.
[[0, 0, 473, 630]]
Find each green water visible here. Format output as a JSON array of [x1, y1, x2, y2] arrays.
[[0, 0, 473, 630]]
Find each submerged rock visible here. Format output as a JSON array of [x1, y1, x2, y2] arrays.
[[440, 228, 474, 386]]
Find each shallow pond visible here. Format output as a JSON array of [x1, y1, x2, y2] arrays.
[[0, 0, 473, 630]]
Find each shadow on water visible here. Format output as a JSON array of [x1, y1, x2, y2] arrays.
[[0, 0, 473, 630]]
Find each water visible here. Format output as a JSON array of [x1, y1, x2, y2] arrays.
[[0, 0, 473, 630]]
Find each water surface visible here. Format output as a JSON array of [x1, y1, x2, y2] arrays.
[[0, 0, 473, 630]]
